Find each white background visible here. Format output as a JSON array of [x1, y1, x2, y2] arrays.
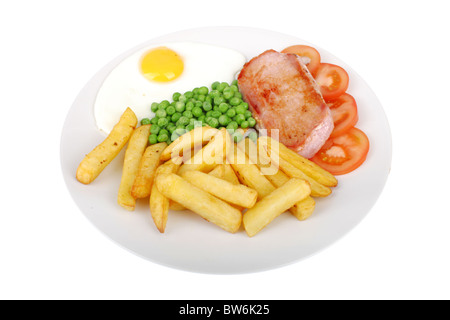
[[1, 0, 449, 300]]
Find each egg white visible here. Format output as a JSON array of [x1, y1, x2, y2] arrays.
[[94, 41, 247, 134]]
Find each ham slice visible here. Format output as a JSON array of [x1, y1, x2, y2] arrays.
[[237, 49, 333, 158]]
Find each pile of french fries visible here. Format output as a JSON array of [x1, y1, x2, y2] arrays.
[[76, 108, 338, 237]]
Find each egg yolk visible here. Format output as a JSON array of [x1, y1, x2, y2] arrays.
[[140, 47, 184, 82]]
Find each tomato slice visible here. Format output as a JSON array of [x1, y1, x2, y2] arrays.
[[310, 127, 369, 175], [281, 45, 321, 76], [315, 63, 349, 100], [326, 93, 359, 138]]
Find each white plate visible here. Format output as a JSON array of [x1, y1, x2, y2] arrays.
[[60, 27, 392, 274]]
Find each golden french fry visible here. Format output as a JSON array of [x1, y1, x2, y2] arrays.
[[131, 142, 167, 199], [178, 128, 231, 175], [276, 156, 331, 197], [261, 166, 316, 220], [290, 196, 316, 221], [208, 164, 225, 179], [228, 145, 275, 199], [169, 200, 186, 211], [160, 126, 219, 162], [237, 138, 279, 175], [117, 124, 151, 210], [258, 136, 338, 187], [222, 163, 240, 185], [180, 170, 258, 209], [76, 107, 137, 184], [149, 157, 182, 233], [243, 178, 311, 237], [155, 173, 242, 233]]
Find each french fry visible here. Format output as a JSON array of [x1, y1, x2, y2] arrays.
[[117, 124, 151, 211], [260, 165, 316, 220], [149, 157, 182, 232], [290, 196, 316, 221], [243, 178, 311, 237], [131, 142, 167, 199], [237, 138, 279, 175], [276, 156, 332, 197], [169, 200, 186, 211], [160, 126, 219, 162], [258, 135, 338, 187], [178, 128, 231, 175], [228, 145, 275, 199], [222, 163, 240, 185], [155, 173, 242, 233], [76, 107, 137, 184], [180, 171, 258, 209], [208, 164, 225, 179]]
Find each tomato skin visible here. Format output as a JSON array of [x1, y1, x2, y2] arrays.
[[315, 63, 349, 100], [311, 127, 369, 175], [281, 45, 321, 76], [326, 93, 359, 138]]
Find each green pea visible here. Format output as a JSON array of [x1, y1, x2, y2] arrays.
[[227, 121, 238, 131], [197, 115, 206, 123], [211, 81, 220, 90], [149, 134, 158, 145], [217, 82, 228, 92], [206, 111, 213, 117], [178, 94, 187, 103], [156, 109, 167, 118], [232, 79, 238, 86], [240, 102, 249, 110], [240, 120, 249, 129], [172, 92, 181, 101], [197, 94, 206, 102], [166, 105, 176, 116], [183, 110, 193, 119], [226, 108, 236, 118], [185, 101, 194, 111], [218, 114, 230, 126], [234, 92, 242, 99], [171, 112, 182, 123], [199, 86, 209, 95], [175, 101, 185, 113], [157, 117, 169, 127], [209, 90, 221, 99], [193, 87, 200, 95], [184, 91, 193, 99], [230, 84, 238, 92], [176, 116, 190, 127], [159, 129, 169, 136], [211, 110, 222, 118], [235, 105, 246, 115], [158, 100, 170, 110], [151, 102, 159, 113], [174, 128, 186, 136], [244, 110, 253, 119], [195, 101, 203, 108], [150, 117, 158, 125], [150, 125, 161, 135], [218, 103, 229, 113], [140, 118, 151, 125], [202, 101, 212, 112], [167, 123, 177, 134], [247, 117, 256, 127], [192, 106, 203, 118], [214, 96, 225, 106], [229, 97, 241, 106], [223, 88, 234, 100], [157, 132, 169, 142], [186, 124, 195, 132], [235, 114, 246, 125], [207, 117, 219, 128]]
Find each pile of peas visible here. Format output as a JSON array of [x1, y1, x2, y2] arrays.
[[140, 80, 257, 145]]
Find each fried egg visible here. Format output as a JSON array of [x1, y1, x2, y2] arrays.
[[94, 42, 247, 134]]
